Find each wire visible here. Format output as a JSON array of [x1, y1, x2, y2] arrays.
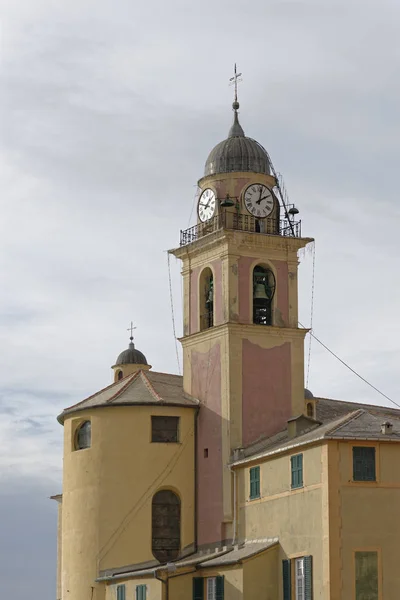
[[306, 242, 316, 388], [299, 322, 400, 410], [167, 252, 181, 375]]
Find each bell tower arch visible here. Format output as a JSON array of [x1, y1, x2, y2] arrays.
[[170, 85, 313, 548]]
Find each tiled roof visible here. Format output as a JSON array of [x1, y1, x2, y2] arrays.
[[58, 370, 198, 423], [97, 541, 279, 582], [234, 397, 400, 465], [198, 540, 278, 567]]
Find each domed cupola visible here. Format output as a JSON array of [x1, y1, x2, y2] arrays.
[[112, 326, 151, 382], [204, 100, 271, 178]]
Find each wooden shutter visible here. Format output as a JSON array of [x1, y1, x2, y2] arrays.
[[117, 585, 126, 600], [304, 555, 313, 600], [250, 466, 260, 498], [136, 585, 146, 600], [283, 559, 291, 600], [291, 454, 303, 488], [216, 576, 224, 600], [193, 577, 204, 600]]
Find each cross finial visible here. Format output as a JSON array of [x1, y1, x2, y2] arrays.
[[127, 321, 136, 341], [229, 63, 242, 108]]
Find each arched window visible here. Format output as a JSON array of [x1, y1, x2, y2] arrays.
[[117, 370, 123, 381], [152, 490, 180, 562], [253, 265, 276, 326], [199, 268, 214, 331], [75, 421, 91, 450], [307, 402, 314, 418]]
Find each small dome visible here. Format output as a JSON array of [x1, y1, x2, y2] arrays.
[[115, 342, 148, 366], [204, 106, 271, 177], [305, 388, 314, 400]]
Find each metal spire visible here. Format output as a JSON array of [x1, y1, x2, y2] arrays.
[[127, 321, 136, 346], [228, 63, 244, 138]]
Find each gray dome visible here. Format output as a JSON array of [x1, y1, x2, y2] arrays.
[[204, 108, 271, 177], [305, 388, 314, 400], [115, 342, 148, 366]]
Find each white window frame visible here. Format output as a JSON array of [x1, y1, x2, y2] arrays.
[[207, 577, 217, 600], [295, 557, 305, 600]]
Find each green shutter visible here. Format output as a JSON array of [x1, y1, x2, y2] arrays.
[[291, 454, 303, 489], [193, 577, 204, 600], [353, 447, 376, 481], [250, 466, 260, 499], [136, 585, 146, 600], [304, 555, 313, 600], [117, 585, 126, 600], [282, 560, 291, 600], [216, 576, 224, 600]]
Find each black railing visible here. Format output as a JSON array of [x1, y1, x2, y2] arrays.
[[180, 211, 301, 246]]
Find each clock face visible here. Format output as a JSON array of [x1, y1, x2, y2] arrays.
[[198, 188, 216, 222], [244, 184, 274, 218]]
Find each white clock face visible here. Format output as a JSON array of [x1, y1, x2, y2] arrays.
[[198, 188, 216, 222], [244, 184, 274, 218]]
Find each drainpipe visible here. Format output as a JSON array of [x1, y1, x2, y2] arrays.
[[155, 572, 168, 600], [228, 465, 237, 545]]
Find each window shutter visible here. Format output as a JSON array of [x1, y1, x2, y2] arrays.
[[117, 585, 126, 600], [216, 576, 224, 600], [193, 577, 204, 600], [291, 454, 303, 488], [250, 466, 260, 499], [282, 560, 291, 600], [304, 555, 313, 600], [353, 447, 376, 481]]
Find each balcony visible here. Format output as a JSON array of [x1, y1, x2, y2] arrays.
[[180, 210, 301, 247]]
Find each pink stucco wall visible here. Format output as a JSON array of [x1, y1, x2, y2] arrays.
[[242, 339, 292, 446], [212, 259, 223, 326], [272, 259, 289, 325], [190, 266, 200, 335], [191, 344, 224, 546], [238, 256, 289, 325]]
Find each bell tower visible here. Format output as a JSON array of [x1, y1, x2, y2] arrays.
[[170, 76, 313, 548]]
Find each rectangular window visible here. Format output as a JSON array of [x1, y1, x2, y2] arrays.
[[283, 557, 312, 600], [136, 585, 147, 600], [353, 447, 376, 481], [207, 577, 216, 600], [151, 416, 179, 443], [355, 551, 378, 600], [291, 454, 303, 489], [117, 584, 126, 600], [249, 466, 261, 499], [295, 558, 305, 600]]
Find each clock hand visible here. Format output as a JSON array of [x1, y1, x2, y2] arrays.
[[256, 186, 263, 205], [259, 194, 272, 202]]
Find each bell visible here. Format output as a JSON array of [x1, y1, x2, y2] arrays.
[[254, 283, 268, 300]]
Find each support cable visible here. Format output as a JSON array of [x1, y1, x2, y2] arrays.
[[299, 322, 400, 410], [167, 252, 181, 375]]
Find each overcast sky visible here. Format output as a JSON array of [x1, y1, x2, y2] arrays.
[[1, 0, 400, 597]]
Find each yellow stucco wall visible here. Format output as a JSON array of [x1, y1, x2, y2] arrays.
[[237, 444, 326, 598], [330, 440, 400, 599], [106, 577, 162, 600], [242, 546, 279, 600], [61, 404, 195, 600]]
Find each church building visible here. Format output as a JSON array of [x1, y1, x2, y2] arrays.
[[53, 86, 400, 600]]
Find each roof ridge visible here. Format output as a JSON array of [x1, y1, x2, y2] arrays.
[[318, 396, 400, 413], [62, 374, 135, 412], [106, 371, 142, 404], [140, 370, 163, 402], [325, 409, 364, 436]]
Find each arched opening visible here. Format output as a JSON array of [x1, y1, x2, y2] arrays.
[[253, 265, 276, 326], [199, 267, 214, 331], [117, 370, 123, 381], [307, 402, 314, 418], [75, 421, 91, 450], [152, 490, 180, 562]]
